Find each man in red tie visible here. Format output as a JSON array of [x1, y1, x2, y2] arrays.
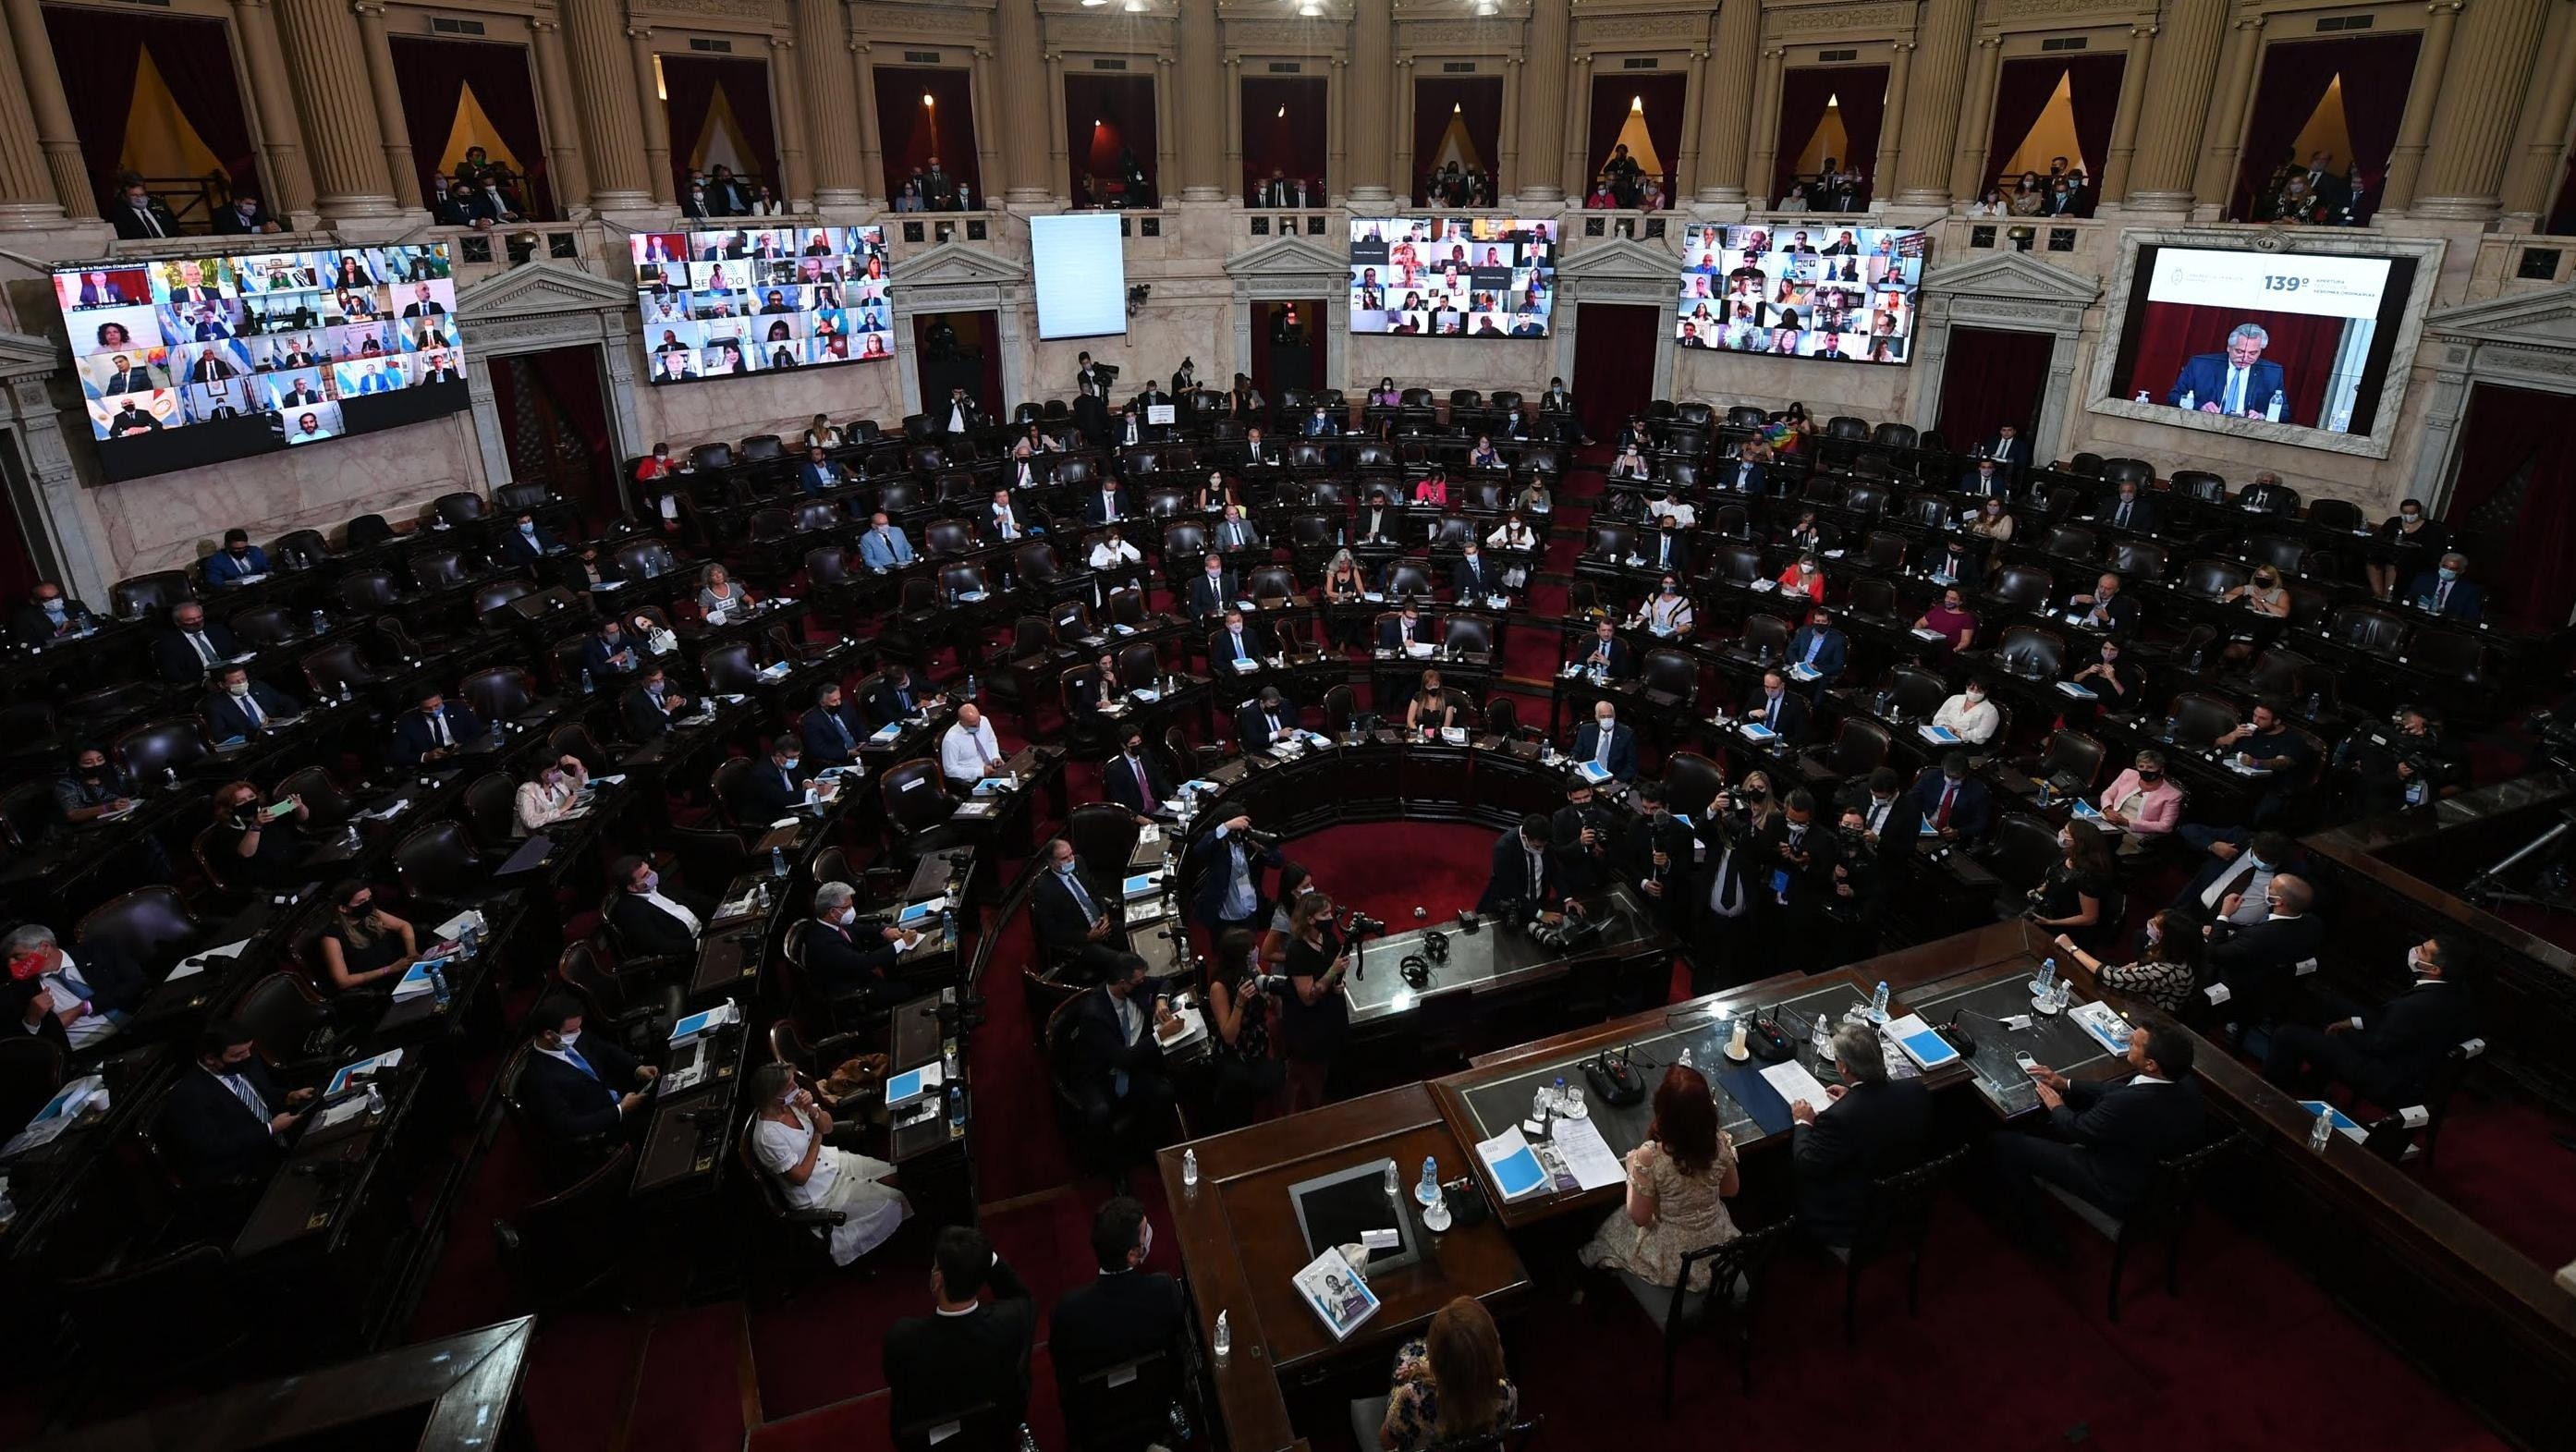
[[1912, 752, 1992, 843]]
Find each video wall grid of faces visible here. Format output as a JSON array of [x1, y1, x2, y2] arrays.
[[60, 244, 467, 482], [1673, 224, 1928, 365], [630, 225, 892, 383], [1347, 217, 1557, 338]]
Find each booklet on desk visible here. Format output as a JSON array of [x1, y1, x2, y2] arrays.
[[1883, 1014, 1960, 1071], [1475, 1127, 1554, 1202], [1293, 1246, 1382, 1341], [325, 1049, 406, 1099]]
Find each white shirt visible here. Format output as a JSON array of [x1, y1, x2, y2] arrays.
[[1932, 694, 1999, 744], [946, 402, 969, 432], [1648, 499, 1697, 529], [941, 718, 1002, 783], [29, 951, 117, 1049], [634, 889, 702, 938], [753, 1105, 838, 1207], [1090, 539, 1141, 568]]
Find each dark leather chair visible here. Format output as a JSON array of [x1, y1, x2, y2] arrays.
[[409, 548, 477, 592], [1835, 1146, 1969, 1344], [393, 820, 495, 911], [1061, 1347, 1181, 1452], [115, 717, 209, 780], [461, 772, 519, 852], [231, 970, 360, 1079], [2107, 540, 2167, 580], [493, 1144, 637, 1311], [1990, 625, 2065, 680], [1885, 665, 1947, 722], [1443, 616, 1495, 656], [1984, 566, 2055, 612], [1733, 614, 1791, 663], [226, 605, 299, 649], [345, 513, 397, 548], [2032, 729, 2108, 793], [1068, 801, 1141, 886], [461, 665, 545, 725], [1640, 648, 1700, 710], [1801, 716, 1892, 786], [879, 757, 966, 855], [271, 529, 332, 570], [2328, 606, 2409, 657], [336, 568, 412, 614], [2162, 691, 2242, 748], [77, 885, 201, 978], [113, 570, 194, 618], [1707, 543, 1765, 583]]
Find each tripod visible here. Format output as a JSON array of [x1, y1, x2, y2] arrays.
[[2460, 806, 2576, 916]]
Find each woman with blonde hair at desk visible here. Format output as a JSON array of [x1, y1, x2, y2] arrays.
[[747, 1060, 910, 1266], [1577, 1063, 1740, 1291], [1379, 1296, 1520, 1449]]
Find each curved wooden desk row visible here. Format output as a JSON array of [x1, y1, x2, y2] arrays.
[[1159, 920, 2576, 1452]]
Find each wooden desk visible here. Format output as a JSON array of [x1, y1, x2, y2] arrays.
[[1157, 1083, 1530, 1452]]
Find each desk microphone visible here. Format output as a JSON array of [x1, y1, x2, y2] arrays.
[[1942, 1009, 1981, 1059]]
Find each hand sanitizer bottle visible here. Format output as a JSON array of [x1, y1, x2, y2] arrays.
[[1213, 1309, 1232, 1360], [1182, 1146, 1199, 1190], [2308, 1102, 2337, 1152]]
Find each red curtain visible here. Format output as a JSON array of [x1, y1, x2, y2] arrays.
[[659, 54, 782, 201], [2441, 384, 2576, 631], [1581, 73, 1687, 201], [1064, 72, 1157, 204], [2228, 34, 2421, 222], [2123, 302, 2349, 427], [387, 36, 554, 219], [873, 67, 981, 202], [1978, 55, 2126, 215], [43, 7, 262, 214], [1241, 76, 1327, 202], [1771, 65, 1886, 208], [1410, 76, 1500, 202], [1574, 303, 1660, 441], [1935, 327, 2057, 451]]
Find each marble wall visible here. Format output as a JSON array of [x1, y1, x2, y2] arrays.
[[1670, 347, 1919, 433], [633, 346, 908, 449]]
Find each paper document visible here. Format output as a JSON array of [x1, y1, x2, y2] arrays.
[[1475, 1128, 1553, 1202], [1883, 1014, 1959, 1070], [1759, 1060, 1836, 1115], [2068, 1000, 2132, 1056], [1546, 1116, 1627, 1191], [325, 1049, 406, 1098]]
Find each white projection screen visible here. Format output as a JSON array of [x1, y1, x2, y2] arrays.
[[1031, 213, 1128, 341]]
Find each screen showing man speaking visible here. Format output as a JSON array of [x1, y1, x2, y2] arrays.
[[2106, 245, 2412, 439]]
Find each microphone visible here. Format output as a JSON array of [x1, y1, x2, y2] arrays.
[[1942, 1009, 1981, 1059]]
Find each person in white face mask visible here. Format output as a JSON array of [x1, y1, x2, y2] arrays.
[[805, 880, 920, 1006], [2260, 933, 2480, 1110], [749, 1060, 911, 1265], [519, 994, 658, 1151], [1048, 1195, 1185, 1382]]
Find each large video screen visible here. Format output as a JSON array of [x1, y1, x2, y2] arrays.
[[60, 245, 467, 482], [629, 226, 890, 383], [2105, 245, 2412, 438], [1347, 217, 1557, 338], [1674, 224, 1926, 364], [1032, 214, 1128, 341]]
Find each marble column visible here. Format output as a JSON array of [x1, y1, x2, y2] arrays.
[[2123, 0, 2228, 206], [1897, 0, 1973, 205], [1949, 35, 2004, 203], [2192, 15, 2265, 211], [769, 38, 810, 203], [2378, 3, 2461, 214], [1042, 49, 1066, 203], [1746, 46, 1787, 207], [796, 0, 863, 206], [559, 0, 652, 209], [274, 0, 398, 217], [2415, 0, 2549, 219], [529, 20, 592, 213], [2095, 21, 2154, 201], [1694, 0, 1762, 204], [2502, 1, 2576, 215], [995, 0, 1050, 202], [1871, 42, 1913, 196], [1675, 31, 1711, 197], [1348, 0, 1394, 202], [629, 22, 674, 203], [1177, 0, 1222, 199], [1558, 52, 1593, 202], [1517, 0, 1572, 202], [2, 0, 84, 218], [350, 3, 421, 210], [850, 42, 885, 206], [226, 0, 318, 217], [1225, 56, 1245, 200]]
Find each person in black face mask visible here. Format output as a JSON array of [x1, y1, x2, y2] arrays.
[[54, 744, 137, 826]]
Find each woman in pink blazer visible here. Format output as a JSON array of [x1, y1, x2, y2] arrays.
[[2097, 748, 2184, 846]]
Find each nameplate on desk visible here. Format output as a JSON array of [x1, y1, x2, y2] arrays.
[[952, 799, 1000, 818]]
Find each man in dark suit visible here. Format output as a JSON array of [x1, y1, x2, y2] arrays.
[[1912, 754, 1994, 843], [1083, 480, 1132, 526], [519, 994, 656, 1146], [1377, 603, 1434, 653], [1185, 555, 1239, 622], [391, 688, 488, 765], [605, 854, 713, 959], [1573, 700, 1637, 781], [153, 603, 242, 685], [2236, 470, 2297, 515], [1786, 609, 1847, 694], [1642, 518, 1691, 575], [497, 512, 560, 567], [623, 667, 693, 738], [582, 618, 642, 682], [97, 355, 154, 395], [1478, 813, 1561, 916], [1233, 687, 1298, 754], [1104, 728, 1176, 818], [1753, 787, 1842, 972], [1059, 958, 1179, 1168], [2096, 479, 2159, 533], [1050, 1196, 1187, 1392], [201, 530, 270, 586], [2403, 552, 2484, 621], [2206, 872, 2326, 1021], [201, 663, 301, 739], [1958, 456, 2012, 500], [884, 1227, 1037, 1434], [1990, 1025, 2206, 1258], [1982, 423, 2029, 475], [1851, 767, 1923, 866], [2166, 324, 2286, 418], [1741, 667, 1811, 742], [805, 881, 914, 1006], [156, 1019, 311, 1189], [740, 738, 814, 821], [798, 445, 853, 497], [1792, 1020, 1934, 1248], [1186, 816, 1281, 937], [799, 681, 868, 769], [1570, 618, 1632, 679], [861, 666, 924, 727], [1210, 608, 1270, 668], [2172, 829, 2305, 928], [1719, 450, 1769, 496], [2067, 571, 2140, 636], [1448, 541, 1503, 602], [213, 190, 279, 234], [12, 581, 97, 646], [2263, 934, 2477, 1109], [109, 180, 181, 239], [1356, 493, 1404, 543], [1034, 836, 1140, 982]]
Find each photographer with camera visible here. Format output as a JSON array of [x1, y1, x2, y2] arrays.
[[1280, 890, 1354, 1112], [2351, 704, 2467, 817], [1188, 815, 1284, 939], [1553, 779, 1618, 893], [1204, 927, 1287, 1129], [1824, 803, 1885, 965], [1687, 781, 1766, 994], [1758, 787, 1842, 973]]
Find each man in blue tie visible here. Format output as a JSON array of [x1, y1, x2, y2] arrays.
[[2166, 323, 2284, 418], [1215, 608, 1264, 665], [800, 680, 867, 768], [862, 665, 924, 727], [520, 994, 657, 1149], [858, 511, 915, 571]]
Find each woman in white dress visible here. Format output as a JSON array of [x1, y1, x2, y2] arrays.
[[749, 1061, 910, 1266]]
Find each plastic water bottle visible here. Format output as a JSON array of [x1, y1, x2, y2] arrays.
[[165, 766, 180, 792], [580, 669, 594, 696], [1383, 1159, 1401, 1201], [940, 906, 957, 946], [365, 1081, 385, 1118], [2308, 1103, 2337, 1153], [428, 958, 450, 1006], [1182, 1146, 1200, 1190], [946, 1081, 967, 1132], [1869, 981, 1890, 1023], [964, 673, 980, 701], [308, 608, 328, 635], [1553, 1076, 1571, 1119], [1810, 1009, 1833, 1055], [1213, 1309, 1232, 1360], [1415, 1155, 1439, 1207], [1532, 1082, 1555, 1122], [1168, 1398, 1195, 1442], [2265, 389, 2285, 423], [2036, 958, 2058, 998]]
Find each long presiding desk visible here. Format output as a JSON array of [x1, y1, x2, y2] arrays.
[[1161, 919, 2576, 1452]]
